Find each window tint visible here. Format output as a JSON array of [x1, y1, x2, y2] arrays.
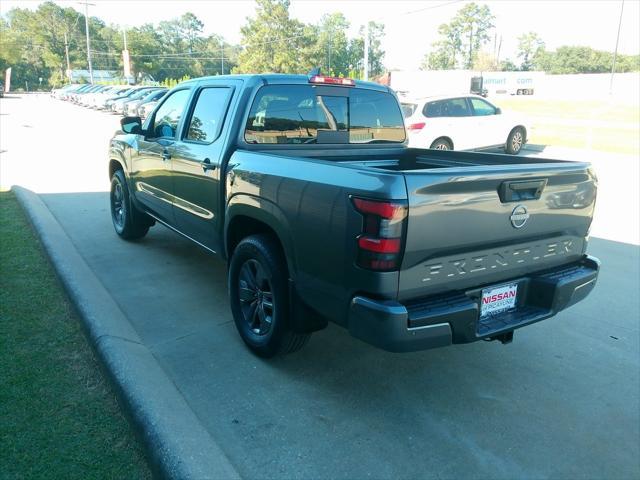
[[424, 98, 471, 117], [151, 89, 190, 139], [185, 87, 231, 143], [470, 98, 496, 116], [245, 85, 405, 144], [400, 103, 417, 118]]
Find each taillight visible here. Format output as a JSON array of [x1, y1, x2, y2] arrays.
[[352, 197, 407, 271], [407, 122, 425, 132]]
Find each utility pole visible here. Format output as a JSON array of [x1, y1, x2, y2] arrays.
[[221, 39, 224, 75], [363, 21, 370, 81], [610, 0, 625, 95], [64, 32, 71, 80], [122, 27, 132, 81], [79, 1, 95, 84]]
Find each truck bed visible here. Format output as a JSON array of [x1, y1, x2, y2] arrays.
[[239, 145, 596, 302], [254, 146, 573, 172]]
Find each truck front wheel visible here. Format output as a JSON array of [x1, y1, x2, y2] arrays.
[[228, 234, 310, 357], [110, 169, 153, 240]]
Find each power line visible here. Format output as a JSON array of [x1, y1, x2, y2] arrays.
[[91, 50, 225, 61]]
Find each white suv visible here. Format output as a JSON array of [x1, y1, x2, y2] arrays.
[[401, 94, 528, 155]]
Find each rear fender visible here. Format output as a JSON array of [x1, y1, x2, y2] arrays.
[[225, 194, 297, 280], [225, 195, 327, 333]]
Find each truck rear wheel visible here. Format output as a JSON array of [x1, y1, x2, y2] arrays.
[[228, 234, 310, 357]]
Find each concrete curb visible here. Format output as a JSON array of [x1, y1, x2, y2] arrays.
[[13, 186, 240, 480]]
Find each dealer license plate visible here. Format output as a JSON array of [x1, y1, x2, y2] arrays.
[[480, 283, 518, 318]]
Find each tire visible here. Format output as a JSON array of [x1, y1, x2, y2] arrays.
[[228, 234, 310, 357], [110, 169, 152, 240], [430, 138, 452, 151], [505, 127, 525, 155]]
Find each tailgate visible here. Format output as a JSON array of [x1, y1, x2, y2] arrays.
[[398, 162, 596, 301]]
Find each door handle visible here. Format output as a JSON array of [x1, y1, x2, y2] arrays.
[[202, 157, 216, 172], [162, 148, 171, 161]]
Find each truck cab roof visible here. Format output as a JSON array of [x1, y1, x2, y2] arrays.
[[180, 74, 391, 93]]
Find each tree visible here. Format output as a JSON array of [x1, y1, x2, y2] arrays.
[[531, 45, 639, 74], [473, 50, 498, 71], [178, 13, 204, 53], [420, 2, 494, 70], [1, 2, 93, 87], [348, 21, 386, 78], [234, 0, 311, 74], [517, 32, 544, 71], [421, 23, 461, 70], [456, 3, 494, 68], [499, 58, 518, 71], [313, 13, 351, 76]]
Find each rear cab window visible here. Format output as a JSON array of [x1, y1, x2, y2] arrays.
[[244, 84, 406, 145]]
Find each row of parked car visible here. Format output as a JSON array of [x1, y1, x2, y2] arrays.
[[50, 82, 528, 155], [51, 83, 168, 119]]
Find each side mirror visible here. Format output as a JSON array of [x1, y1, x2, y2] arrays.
[[495, 107, 502, 115], [121, 116, 143, 134]]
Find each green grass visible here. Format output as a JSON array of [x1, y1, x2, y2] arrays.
[[496, 97, 640, 123], [0, 191, 150, 479], [494, 97, 640, 155]]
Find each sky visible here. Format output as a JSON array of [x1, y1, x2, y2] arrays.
[[2, 0, 639, 71]]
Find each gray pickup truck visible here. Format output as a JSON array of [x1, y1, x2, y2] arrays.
[[109, 73, 599, 357]]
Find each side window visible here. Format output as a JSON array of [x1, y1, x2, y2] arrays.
[[151, 89, 191, 139], [424, 100, 444, 118], [185, 87, 231, 143], [444, 98, 472, 117], [470, 98, 496, 116]]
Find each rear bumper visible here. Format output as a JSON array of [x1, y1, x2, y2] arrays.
[[347, 255, 600, 353]]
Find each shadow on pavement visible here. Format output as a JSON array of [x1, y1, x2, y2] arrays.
[[39, 190, 640, 480]]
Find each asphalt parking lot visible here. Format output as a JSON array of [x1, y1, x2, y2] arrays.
[[2, 94, 639, 478]]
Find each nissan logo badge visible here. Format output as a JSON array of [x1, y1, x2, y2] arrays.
[[510, 204, 530, 229]]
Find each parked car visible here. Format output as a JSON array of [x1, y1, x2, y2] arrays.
[[108, 74, 599, 357], [96, 87, 133, 110], [71, 84, 105, 103], [123, 88, 167, 116], [401, 94, 529, 154], [137, 100, 159, 120], [51, 84, 79, 99], [103, 87, 143, 111], [78, 85, 111, 106], [110, 87, 159, 114], [83, 85, 121, 108], [64, 84, 93, 101]]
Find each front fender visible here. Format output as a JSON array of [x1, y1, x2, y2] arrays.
[[108, 133, 139, 178]]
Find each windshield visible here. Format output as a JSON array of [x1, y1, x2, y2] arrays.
[[245, 84, 405, 145]]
